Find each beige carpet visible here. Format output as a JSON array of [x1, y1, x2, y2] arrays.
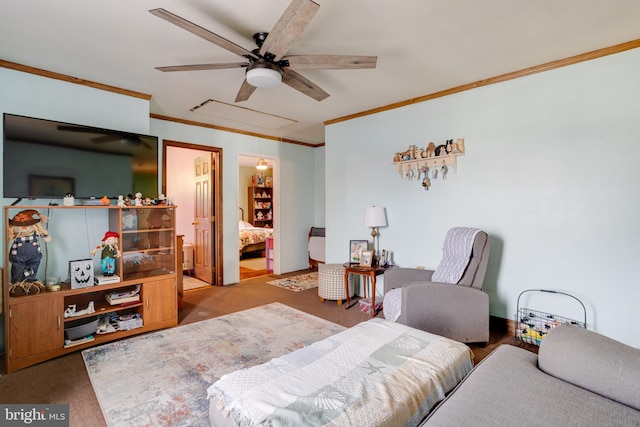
[[183, 276, 210, 291], [239, 257, 267, 270]]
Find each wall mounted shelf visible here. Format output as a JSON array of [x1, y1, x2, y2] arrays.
[[393, 138, 465, 190], [395, 153, 461, 177]]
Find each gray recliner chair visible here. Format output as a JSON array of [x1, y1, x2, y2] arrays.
[[383, 227, 491, 344]]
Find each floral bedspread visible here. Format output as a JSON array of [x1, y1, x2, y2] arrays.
[[239, 227, 273, 251], [207, 318, 474, 427]]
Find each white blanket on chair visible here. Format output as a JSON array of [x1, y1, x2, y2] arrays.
[[308, 236, 325, 263], [431, 227, 480, 284]]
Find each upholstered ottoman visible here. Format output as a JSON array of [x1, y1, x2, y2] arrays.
[[318, 263, 354, 305]]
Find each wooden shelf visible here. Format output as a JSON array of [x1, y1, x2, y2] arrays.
[[248, 186, 273, 228], [393, 138, 465, 185], [121, 227, 174, 234], [63, 302, 143, 323], [7, 273, 175, 302], [394, 153, 461, 177]]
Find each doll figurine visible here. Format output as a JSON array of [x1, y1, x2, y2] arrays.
[[7, 210, 52, 285], [90, 231, 121, 276]]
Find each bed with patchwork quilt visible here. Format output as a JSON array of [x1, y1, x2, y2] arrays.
[[239, 220, 273, 256], [207, 318, 473, 427]]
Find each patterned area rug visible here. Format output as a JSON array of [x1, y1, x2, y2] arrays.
[[266, 271, 318, 292], [82, 302, 345, 427]]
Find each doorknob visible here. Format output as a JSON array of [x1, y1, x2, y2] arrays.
[[192, 221, 198, 225]]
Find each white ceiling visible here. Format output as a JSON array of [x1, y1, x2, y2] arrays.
[[2, 0, 640, 145]]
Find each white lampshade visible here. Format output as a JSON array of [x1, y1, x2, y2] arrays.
[[364, 206, 387, 228], [256, 158, 268, 170], [246, 64, 282, 88]]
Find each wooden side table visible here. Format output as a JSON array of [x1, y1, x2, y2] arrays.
[[343, 263, 388, 317]]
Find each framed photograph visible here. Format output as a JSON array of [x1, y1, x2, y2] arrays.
[[349, 240, 368, 263], [359, 250, 374, 267]]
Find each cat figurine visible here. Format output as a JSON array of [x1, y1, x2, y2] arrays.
[[435, 139, 454, 156], [445, 139, 453, 154]]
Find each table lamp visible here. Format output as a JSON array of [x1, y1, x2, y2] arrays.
[[364, 206, 387, 264]]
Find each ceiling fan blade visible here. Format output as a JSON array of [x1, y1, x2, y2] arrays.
[[259, 0, 320, 61], [58, 125, 152, 148], [92, 135, 120, 144], [57, 125, 100, 133], [149, 8, 258, 59], [282, 69, 329, 102], [283, 55, 377, 70], [235, 79, 257, 102], [59, 126, 132, 138], [92, 134, 153, 149], [156, 62, 249, 72]]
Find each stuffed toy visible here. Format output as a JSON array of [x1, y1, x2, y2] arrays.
[[7, 209, 52, 286], [90, 231, 121, 276]]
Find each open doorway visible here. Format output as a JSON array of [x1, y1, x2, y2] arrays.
[[163, 140, 223, 291], [238, 155, 274, 280]]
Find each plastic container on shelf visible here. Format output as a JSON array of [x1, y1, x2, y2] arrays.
[[64, 318, 99, 340]]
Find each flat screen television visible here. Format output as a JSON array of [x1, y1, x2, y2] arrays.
[[3, 113, 159, 201]]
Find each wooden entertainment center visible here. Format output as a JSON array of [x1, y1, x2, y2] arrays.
[[3, 205, 179, 373]]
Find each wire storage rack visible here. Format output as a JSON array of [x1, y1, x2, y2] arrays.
[[515, 289, 587, 346]]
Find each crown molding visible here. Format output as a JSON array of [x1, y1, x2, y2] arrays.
[[0, 59, 151, 100]]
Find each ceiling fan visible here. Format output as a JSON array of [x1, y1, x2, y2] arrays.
[[149, 0, 377, 102], [57, 125, 153, 149]]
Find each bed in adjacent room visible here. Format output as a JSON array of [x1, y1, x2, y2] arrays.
[[239, 220, 273, 257], [207, 318, 474, 427], [308, 226, 325, 269]]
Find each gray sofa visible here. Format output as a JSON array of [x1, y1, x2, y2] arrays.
[[422, 324, 640, 426]]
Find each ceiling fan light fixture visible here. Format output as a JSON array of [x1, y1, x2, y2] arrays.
[[246, 62, 283, 88], [256, 158, 269, 170]]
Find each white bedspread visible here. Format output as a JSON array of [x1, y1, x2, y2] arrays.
[[308, 236, 325, 263], [207, 319, 473, 427]]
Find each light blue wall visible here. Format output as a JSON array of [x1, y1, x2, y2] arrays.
[[313, 146, 326, 226], [0, 68, 150, 134], [325, 48, 640, 347], [279, 142, 318, 271]]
